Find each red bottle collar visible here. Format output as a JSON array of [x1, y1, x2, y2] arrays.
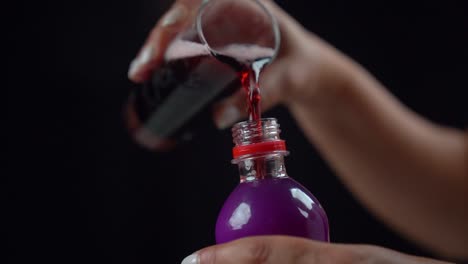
[[233, 140, 287, 159]]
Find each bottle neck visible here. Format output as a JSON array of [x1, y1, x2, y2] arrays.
[[237, 153, 288, 183], [231, 118, 289, 182]]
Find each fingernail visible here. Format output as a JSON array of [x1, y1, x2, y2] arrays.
[[181, 253, 199, 264], [216, 105, 242, 130], [162, 4, 188, 27], [128, 45, 153, 79]]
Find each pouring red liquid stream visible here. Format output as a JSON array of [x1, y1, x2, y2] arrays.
[[212, 50, 271, 123], [212, 49, 272, 181]]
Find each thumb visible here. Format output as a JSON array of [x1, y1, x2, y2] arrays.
[[213, 89, 247, 130], [181, 236, 325, 264]]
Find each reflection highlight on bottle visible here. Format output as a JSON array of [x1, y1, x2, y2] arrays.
[[290, 188, 315, 210], [229, 203, 252, 230]]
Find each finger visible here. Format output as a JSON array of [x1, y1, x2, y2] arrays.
[[213, 89, 247, 130], [181, 236, 325, 264], [128, 0, 202, 83]]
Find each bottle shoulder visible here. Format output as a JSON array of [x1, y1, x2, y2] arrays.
[[229, 176, 322, 206]]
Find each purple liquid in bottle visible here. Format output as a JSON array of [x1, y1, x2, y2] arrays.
[[215, 118, 330, 244], [216, 177, 329, 243]]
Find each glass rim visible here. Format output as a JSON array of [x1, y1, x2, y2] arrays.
[[196, 0, 281, 61]]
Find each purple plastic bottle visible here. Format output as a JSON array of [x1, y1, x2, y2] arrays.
[[215, 118, 330, 244]]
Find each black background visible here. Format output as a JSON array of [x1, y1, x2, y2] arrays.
[[7, 0, 467, 263]]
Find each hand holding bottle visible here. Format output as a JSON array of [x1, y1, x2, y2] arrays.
[[181, 236, 448, 264]]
